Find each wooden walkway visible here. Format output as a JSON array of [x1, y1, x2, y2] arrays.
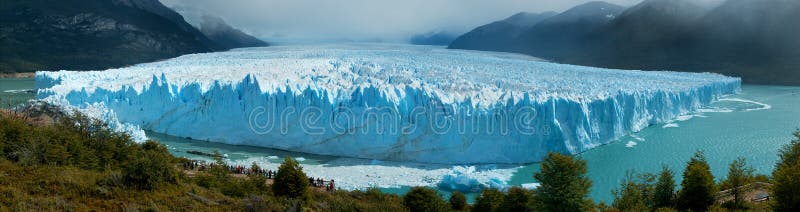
[[715, 182, 772, 204]]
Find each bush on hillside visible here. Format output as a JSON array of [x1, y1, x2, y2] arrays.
[[402, 187, 448, 212], [677, 151, 716, 212], [772, 131, 800, 211], [473, 188, 505, 211], [272, 156, 310, 199], [534, 152, 593, 211], [449, 191, 467, 211]]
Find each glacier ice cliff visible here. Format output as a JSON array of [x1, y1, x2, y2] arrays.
[[35, 44, 741, 164]]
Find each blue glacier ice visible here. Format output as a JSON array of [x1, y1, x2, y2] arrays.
[[438, 166, 512, 192], [35, 43, 741, 164]]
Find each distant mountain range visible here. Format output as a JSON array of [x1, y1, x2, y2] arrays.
[[449, 12, 557, 52], [199, 15, 268, 49], [450, 0, 800, 85], [409, 31, 457, 46], [0, 0, 267, 73]]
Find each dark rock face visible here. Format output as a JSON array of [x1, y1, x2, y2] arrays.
[[0, 0, 222, 72], [448, 12, 557, 52], [199, 15, 268, 49], [516, 1, 625, 58], [449, 0, 800, 85]]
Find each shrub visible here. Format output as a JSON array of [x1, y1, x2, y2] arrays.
[[612, 173, 648, 211], [534, 152, 593, 211], [653, 165, 676, 209], [402, 187, 447, 212], [449, 191, 467, 211], [677, 151, 715, 212], [772, 131, 800, 211], [500, 187, 533, 211], [122, 150, 177, 190], [272, 156, 310, 199], [473, 188, 504, 212]]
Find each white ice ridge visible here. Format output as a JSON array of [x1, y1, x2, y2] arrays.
[[35, 43, 741, 164]]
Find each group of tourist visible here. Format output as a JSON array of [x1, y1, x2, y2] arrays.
[[181, 160, 336, 191], [181, 160, 277, 179], [309, 177, 335, 191], [228, 164, 276, 178]]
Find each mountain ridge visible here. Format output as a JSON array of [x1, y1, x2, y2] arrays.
[[0, 0, 266, 73], [449, 0, 800, 85], [448, 11, 557, 52], [200, 15, 269, 49]]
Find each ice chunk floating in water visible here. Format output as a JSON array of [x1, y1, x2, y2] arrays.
[[35, 44, 741, 164], [438, 166, 511, 192]]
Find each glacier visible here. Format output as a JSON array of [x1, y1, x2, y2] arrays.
[[35, 43, 741, 164]]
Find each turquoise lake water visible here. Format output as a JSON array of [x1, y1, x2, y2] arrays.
[[3, 78, 798, 203], [0, 78, 35, 108]]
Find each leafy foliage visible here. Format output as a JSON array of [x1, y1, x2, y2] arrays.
[[653, 165, 676, 209], [612, 173, 649, 211], [534, 152, 593, 211], [772, 131, 800, 211], [677, 151, 716, 212], [720, 157, 755, 210], [499, 186, 535, 212], [272, 156, 310, 199], [402, 187, 448, 212], [473, 188, 504, 212], [122, 141, 177, 190], [449, 191, 467, 211]]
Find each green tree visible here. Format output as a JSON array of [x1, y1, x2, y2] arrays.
[[534, 152, 593, 211], [122, 149, 177, 190], [653, 165, 676, 209], [612, 172, 650, 211], [499, 187, 533, 212], [449, 191, 467, 211], [721, 157, 754, 209], [677, 151, 715, 212], [772, 131, 800, 211], [473, 188, 505, 212], [272, 156, 310, 199], [210, 151, 230, 182], [402, 187, 447, 212]]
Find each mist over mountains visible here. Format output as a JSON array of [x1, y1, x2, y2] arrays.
[[409, 31, 458, 46], [450, 0, 800, 85], [200, 15, 269, 49]]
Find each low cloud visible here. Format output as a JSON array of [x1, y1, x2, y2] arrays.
[[159, 0, 722, 43]]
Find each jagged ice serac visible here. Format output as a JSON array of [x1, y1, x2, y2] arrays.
[[35, 43, 741, 164]]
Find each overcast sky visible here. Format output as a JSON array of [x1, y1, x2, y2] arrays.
[[159, 0, 718, 43]]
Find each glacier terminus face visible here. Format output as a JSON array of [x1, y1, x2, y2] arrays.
[[35, 43, 741, 164]]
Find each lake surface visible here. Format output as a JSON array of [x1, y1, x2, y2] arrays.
[[3, 78, 799, 203], [0, 78, 35, 108]]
